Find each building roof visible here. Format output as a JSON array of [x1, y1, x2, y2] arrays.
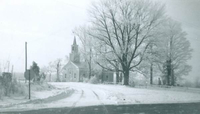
[[62, 61, 88, 71], [73, 62, 88, 69]]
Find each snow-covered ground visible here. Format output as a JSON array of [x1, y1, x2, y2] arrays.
[[1, 82, 200, 112], [0, 83, 67, 109], [51, 82, 200, 105]]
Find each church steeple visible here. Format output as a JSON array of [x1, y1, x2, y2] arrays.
[[70, 36, 80, 63], [73, 36, 77, 45]]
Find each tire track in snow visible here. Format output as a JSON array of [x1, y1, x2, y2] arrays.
[[92, 90, 109, 114], [66, 89, 84, 114], [93, 86, 138, 104], [91, 86, 126, 104]]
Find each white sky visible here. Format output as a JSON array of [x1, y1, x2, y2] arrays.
[[0, 0, 199, 81]]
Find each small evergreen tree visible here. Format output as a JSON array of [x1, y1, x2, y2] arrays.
[[31, 61, 40, 82]]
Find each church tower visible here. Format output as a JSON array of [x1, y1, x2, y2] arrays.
[[69, 37, 80, 63]]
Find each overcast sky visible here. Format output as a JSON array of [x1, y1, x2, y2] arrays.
[[0, 0, 199, 81]]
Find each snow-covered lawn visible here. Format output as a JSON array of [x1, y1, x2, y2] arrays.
[[1, 82, 200, 112]]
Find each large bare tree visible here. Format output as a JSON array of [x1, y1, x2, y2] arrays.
[[154, 18, 192, 86], [87, 0, 165, 85]]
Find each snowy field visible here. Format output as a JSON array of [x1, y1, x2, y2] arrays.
[[1, 82, 200, 112]]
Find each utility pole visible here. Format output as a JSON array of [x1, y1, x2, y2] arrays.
[[11, 65, 14, 77], [25, 42, 27, 73], [25, 42, 27, 83], [0, 63, 1, 75], [25, 42, 30, 99], [28, 69, 31, 99]]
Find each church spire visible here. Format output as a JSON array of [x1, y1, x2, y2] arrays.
[[70, 36, 80, 63], [73, 36, 77, 45]]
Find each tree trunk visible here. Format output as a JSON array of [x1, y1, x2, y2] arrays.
[[171, 68, 175, 86], [89, 48, 92, 79], [123, 69, 129, 85], [56, 69, 60, 82], [56, 61, 61, 82], [101, 68, 104, 83], [166, 60, 171, 86], [150, 63, 153, 85], [49, 73, 51, 82], [116, 70, 119, 83], [116, 60, 119, 83], [169, 36, 173, 86], [88, 63, 91, 79]]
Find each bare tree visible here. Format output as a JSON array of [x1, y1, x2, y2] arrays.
[[87, 0, 165, 85], [0, 60, 11, 73], [40, 65, 53, 82], [154, 18, 192, 86], [135, 44, 158, 85], [55, 59, 62, 82], [73, 26, 95, 79], [49, 59, 62, 82]]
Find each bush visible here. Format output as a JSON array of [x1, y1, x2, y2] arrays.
[[88, 76, 99, 84], [129, 74, 149, 87], [0, 77, 27, 98], [129, 80, 135, 87], [182, 80, 195, 88], [9, 79, 27, 96], [0, 86, 5, 99], [83, 77, 89, 83], [62, 78, 67, 82]]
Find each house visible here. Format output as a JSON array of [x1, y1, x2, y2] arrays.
[[62, 37, 88, 82], [98, 68, 123, 84]]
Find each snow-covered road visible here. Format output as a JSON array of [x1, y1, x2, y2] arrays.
[[51, 82, 200, 105], [1, 82, 200, 112]]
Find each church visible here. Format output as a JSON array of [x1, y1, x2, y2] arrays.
[[61, 37, 88, 82], [61, 37, 123, 84]]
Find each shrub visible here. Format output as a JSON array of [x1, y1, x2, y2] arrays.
[[88, 76, 99, 84], [83, 77, 89, 83], [129, 74, 148, 87], [9, 78, 27, 96], [129, 80, 135, 87], [62, 78, 67, 82], [10, 79, 27, 96], [182, 80, 194, 88], [0, 77, 27, 97], [0, 86, 5, 99]]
